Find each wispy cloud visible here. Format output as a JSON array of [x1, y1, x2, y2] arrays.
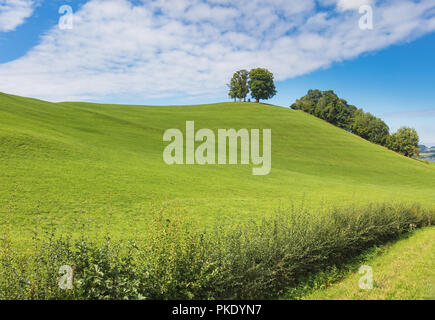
[[0, 0, 36, 32], [0, 0, 434, 101]]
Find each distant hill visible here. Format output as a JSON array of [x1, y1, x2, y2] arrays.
[[419, 145, 427, 152], [419, 145, 435, 159]]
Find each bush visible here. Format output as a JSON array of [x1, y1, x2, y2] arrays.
[[389, 127, 420, 158], [0, 203, 433, 300]]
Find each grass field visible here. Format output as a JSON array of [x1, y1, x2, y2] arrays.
[[1, 92, 434, 299], [1, 91, 435, 248], [305, 227, 435, 300]]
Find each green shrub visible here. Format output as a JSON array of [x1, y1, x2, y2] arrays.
[[0, 203, 433, 300]]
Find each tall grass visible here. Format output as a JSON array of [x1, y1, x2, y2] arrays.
[[0, 203, 433, 300]]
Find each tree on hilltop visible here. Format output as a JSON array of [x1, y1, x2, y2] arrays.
[[227, 82, 237, 102], [248, 68, 276, 103], [228, 70, 249, 102]]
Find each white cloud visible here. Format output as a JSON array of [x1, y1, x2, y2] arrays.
[[0, 0, 434, 101], [0, 0, 36, 32], [337, 0, 374, 11]]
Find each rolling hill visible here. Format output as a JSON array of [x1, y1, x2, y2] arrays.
[[1, 92, 434, 245]]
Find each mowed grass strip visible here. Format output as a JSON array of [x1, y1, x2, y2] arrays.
[[305, 227, 435, 300]]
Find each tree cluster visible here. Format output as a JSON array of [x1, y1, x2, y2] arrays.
[[291, 89, 420, 157], [228, 68, 276, 103]]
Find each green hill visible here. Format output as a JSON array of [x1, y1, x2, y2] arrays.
[[1, 92, 434, 244]]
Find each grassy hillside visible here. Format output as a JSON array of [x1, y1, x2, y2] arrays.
[[1, 92, 435, 245], [306, 227, 435, 300]]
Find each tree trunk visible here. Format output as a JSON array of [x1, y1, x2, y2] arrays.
[[256, 98, 260, 103]]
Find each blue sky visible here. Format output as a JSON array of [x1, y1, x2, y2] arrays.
[[272, 32, 435, 146], [0, 0, 434, 145]]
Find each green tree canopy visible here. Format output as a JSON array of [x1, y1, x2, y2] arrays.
[[228, 69, 249, 102], [248, 68, 276, 103], [291, 89, 390, 146], [227, 81, 237, 101], [389, 127, 420, 158], [351, 110, 390, 146]]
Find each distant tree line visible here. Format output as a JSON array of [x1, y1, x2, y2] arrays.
[[291, 89, 420, 158], [228, 68, 276, 103]]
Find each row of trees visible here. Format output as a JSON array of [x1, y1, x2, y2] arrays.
[[228, 68, 276, 103], [291, 90, 420, 157]]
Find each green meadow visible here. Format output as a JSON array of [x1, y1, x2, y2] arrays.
[[1, 91, 435, 247], [1, 92, 434, 299]]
